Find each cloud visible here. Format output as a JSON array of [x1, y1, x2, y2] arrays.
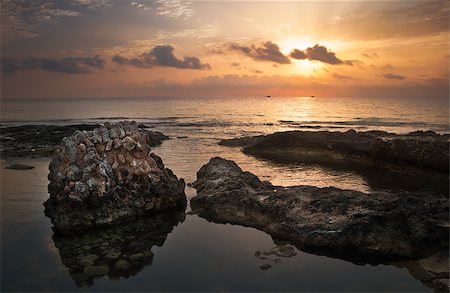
[[130, 1, 150, 11], [74, 0, 112, 9], [228, 41, 291, 64], [290, 44, 354, 65], [324, 1, 449, 40], [0, 0, 113, 43], [154, 0, 194, 19], [1, 0, 81, 43], [230, 62, 240, 67], [333, 73, 353, 80], [1, 55, 105, 75], [112, 45, 210, 70], [382, 64, 394, 70], [383, 73, 405, 80], [290, 49, 307, 60], [362, 52, 379, 59]]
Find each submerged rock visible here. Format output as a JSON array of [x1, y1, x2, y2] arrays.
[[191, 157, 449, 264], [219, 130, 450, 177], [52, 212, 184, 287], [44, 121, 186, 230]]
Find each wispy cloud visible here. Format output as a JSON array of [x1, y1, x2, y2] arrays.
[[333, 73, 353, 80], [73, 0, 112, 10], [130, 1, 150, 11], [154, 0, 194, 19], [383, 73, 405, 80], [112, 45, 210, 70], [1, 55, 106, 74], [1, 0, 112, 43], [1, 0, 80, 42]]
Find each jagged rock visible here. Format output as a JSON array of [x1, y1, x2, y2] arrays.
[[191, 157, 449, 264], [0, 123, 169, 158], [44, 121, 186, 230], [52, 212, 184, 287], [219, 130, 450, 177]]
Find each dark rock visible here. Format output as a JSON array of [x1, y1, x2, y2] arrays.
[[5, 164, 34, 170], [259, 264, 272, 270], [52, 211, 184, 287], [0, 124, 169, 158], [83, 266, 109, 277], [44, 121, 186, 230], [190, 157, 449, 263], [114, 260, 131, 271], [219, 130, 450, 176], [191, 157, 449, 291]]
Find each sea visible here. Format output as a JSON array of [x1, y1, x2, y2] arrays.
[[1, 96, 448, 291]]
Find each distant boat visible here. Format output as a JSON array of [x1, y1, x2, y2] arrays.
[[266, 95, 271, 97], [310, 95, 315, 97]]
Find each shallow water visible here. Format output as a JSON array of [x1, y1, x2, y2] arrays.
[[1, 96, 448, 291]]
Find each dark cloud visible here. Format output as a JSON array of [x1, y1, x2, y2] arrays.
[[1, 55, 105, 74], [290, 49, 307, 60], [228, 41, 291, 64], [230, 62, 240, 67], [113, 45, 210, 70], [290, 44, 354, 65], [383, 73, 405, 80], [382, 64, 394, 70]]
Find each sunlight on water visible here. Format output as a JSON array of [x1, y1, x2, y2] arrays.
[[1, 96, 445, 291]]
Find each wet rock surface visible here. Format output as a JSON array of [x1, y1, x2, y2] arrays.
[[52, 212, 184, 287], [190, 157, 449, 290], [44, 121, 186, 230], [219, 130, 450, 177], [0, 123, 168, 158]]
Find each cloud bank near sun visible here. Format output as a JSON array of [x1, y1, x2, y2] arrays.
[[1, 0, 448, 98]]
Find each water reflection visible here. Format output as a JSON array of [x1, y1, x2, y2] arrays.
[[51, 212, 185, 287]]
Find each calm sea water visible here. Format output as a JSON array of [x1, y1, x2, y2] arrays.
[[1, 96, 448, 291]]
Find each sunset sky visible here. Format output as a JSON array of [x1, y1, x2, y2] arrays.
[[1, 0, 448, 99]]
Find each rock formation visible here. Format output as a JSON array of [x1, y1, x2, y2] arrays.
[[52, 211, 184, 287], [0, 123, 168, 158], [191, 157, 449, 265], [219, 130, 450, 177], [44, 121, 186, 230]]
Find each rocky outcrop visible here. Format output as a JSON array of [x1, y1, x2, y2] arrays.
[[44, 121, 186, 230], [0, 123, 168, 158], [52, 211, 185, 287], [219, 130, 450, 177], [191, 157, 449, 264]]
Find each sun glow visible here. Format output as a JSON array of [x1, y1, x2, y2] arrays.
[[278, 38, 325, 75]]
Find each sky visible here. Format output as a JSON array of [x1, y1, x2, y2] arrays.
[[0, 0, 449, 99]]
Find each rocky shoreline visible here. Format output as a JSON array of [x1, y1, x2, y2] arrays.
[[191, 157, 449, 291], [219, 130, 450, 178], [0, 123, 168, 158]]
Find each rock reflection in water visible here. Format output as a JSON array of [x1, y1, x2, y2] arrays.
[[51, 212, 185, 287]]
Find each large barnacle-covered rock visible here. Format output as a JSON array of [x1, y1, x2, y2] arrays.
[[44, 121, 186, 230]]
